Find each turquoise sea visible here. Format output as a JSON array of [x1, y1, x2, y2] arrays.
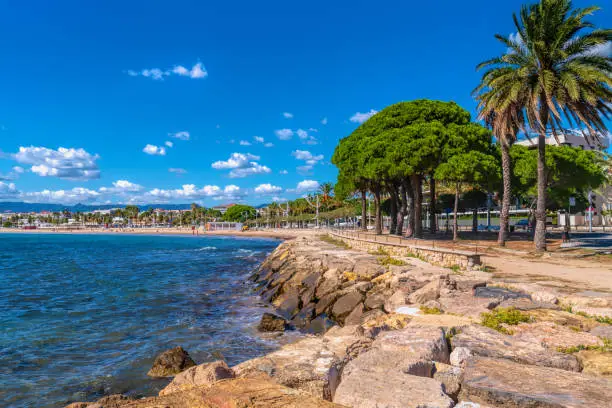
[[0, 233, 282, 408]]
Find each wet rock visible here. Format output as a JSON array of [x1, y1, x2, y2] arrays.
[[309, 314, 336, 334], [577, 350, 612, 377], [159, 360, 235, 396], [333, 368, 454, 408], [373, 326, 450, 364], [147, 346, 196, 378], [433, 362, 462, 401], [331, 290, 363, 324], [460, 356, 612, 408], [511, 321, 603, 349], [291, 303, 315, 330], [258, 313, 288, 332], [451, 325, 580, 371]]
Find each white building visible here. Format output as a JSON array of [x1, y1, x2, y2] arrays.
[[516, 129, 609, 151]]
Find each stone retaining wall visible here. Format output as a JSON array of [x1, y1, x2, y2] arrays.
[[329, 231, 481, 270]]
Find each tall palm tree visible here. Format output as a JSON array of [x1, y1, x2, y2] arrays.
[[476, 0, 611, 251]]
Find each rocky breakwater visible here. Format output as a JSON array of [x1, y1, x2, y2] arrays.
[[66, 235, 612, 408]]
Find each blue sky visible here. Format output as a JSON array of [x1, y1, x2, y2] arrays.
[[0, 0, 609, 206]]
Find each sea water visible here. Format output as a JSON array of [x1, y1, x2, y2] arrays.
[[0, 233, 282, 407]]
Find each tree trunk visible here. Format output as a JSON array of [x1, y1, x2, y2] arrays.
[[453, 183, 460, 241], [397, 183, 407, 236], [534, 131, 547, 251], [373, 187, 382, 235], [360, 190, 367, 231], [412, 175, 423, 238], [404, 179, 415, 237], [389, 185, 398, 235], [429, 175, 437, 233], [498, 140, 512, 246]]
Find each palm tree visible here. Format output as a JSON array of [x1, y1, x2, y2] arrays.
[[475, 0, 611, 251], [319, 182, 334, 203]]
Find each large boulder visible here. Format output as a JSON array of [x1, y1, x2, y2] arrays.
[[316, 269, 342, 298], [86, 376, 344, 408], [147, 346, 196, 378], [372, 326, 450, 364], [66, 395, 134, 408], [438, 293, 497, 318], [590, 324, 612, 339], [333, 368, 454, 408], [407, 275, 448, 304], [233, 336, 340, 400], [331, 290, 363, 324], [526, 309, 599, 331], [451, 325, 580, 371], [159, 360, 235, 396], [433, 362, 463, 401], [460, 357, 612, 408], [511, 321, 603, 349], [273, 287, 301, 319], [258, 313, 288, 332]]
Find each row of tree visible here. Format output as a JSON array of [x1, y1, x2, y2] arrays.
[[332, 0, 610, 250]]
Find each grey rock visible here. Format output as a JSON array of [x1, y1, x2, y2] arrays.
[[258, 313, 288, 332], [433, 362, 462, 400], [460, 356, 612, 408], [331, 291, 363, 324], [147, 346, 196, 378]]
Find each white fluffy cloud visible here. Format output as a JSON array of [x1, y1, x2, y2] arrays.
[[254, 183, 282, 194], [0, 181, 18, 198], [264, 142, 274, 148], [283, 112, 294, 119], [212, 153, 260, 169], [211, 153, 271, 178], [12, 166, 24, 174], [99, 180, 144, 194], [146, 184, 244, 202], [143, 144, 166, 156], [321, 117, 328, 125], [279, 169, 289, 175], [14, 146, 101, 180], [165, 141, 174, 148], [292, 150, 324, 173], [254, 136, 265, 143], [239, 140, 251, 146], [127, 62, 208, 80], [296, 128, 318, 145], [275, 128, 294, 140], [169, 131, 190, 141], [295, 180, 320, 193], [350, 109, 378, 124]]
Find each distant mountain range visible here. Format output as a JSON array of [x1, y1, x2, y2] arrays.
[[0, 202, 195, 213]]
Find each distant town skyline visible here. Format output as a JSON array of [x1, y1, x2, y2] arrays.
[[0, 0, 609, 206]]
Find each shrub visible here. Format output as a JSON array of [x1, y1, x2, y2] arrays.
[[480, 307, 531, 334], [378, 255, 406, 266], [320, 234, 350, 249], [420, 305, 442, 315]]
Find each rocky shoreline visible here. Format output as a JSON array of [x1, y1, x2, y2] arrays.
[[67, 235, 611, 408]]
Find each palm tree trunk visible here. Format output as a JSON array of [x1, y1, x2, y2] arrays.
[[534, 131, 547, 251], [453, 183, 460, 241], [360, 190, 367, 231], [429, 175, 437, 233], [498, 140, 512, 246], [373, 187, 382, 235], [411, 175, 423, 238]]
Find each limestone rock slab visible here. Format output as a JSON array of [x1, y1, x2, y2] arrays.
[[159, 360, 235, 396]]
